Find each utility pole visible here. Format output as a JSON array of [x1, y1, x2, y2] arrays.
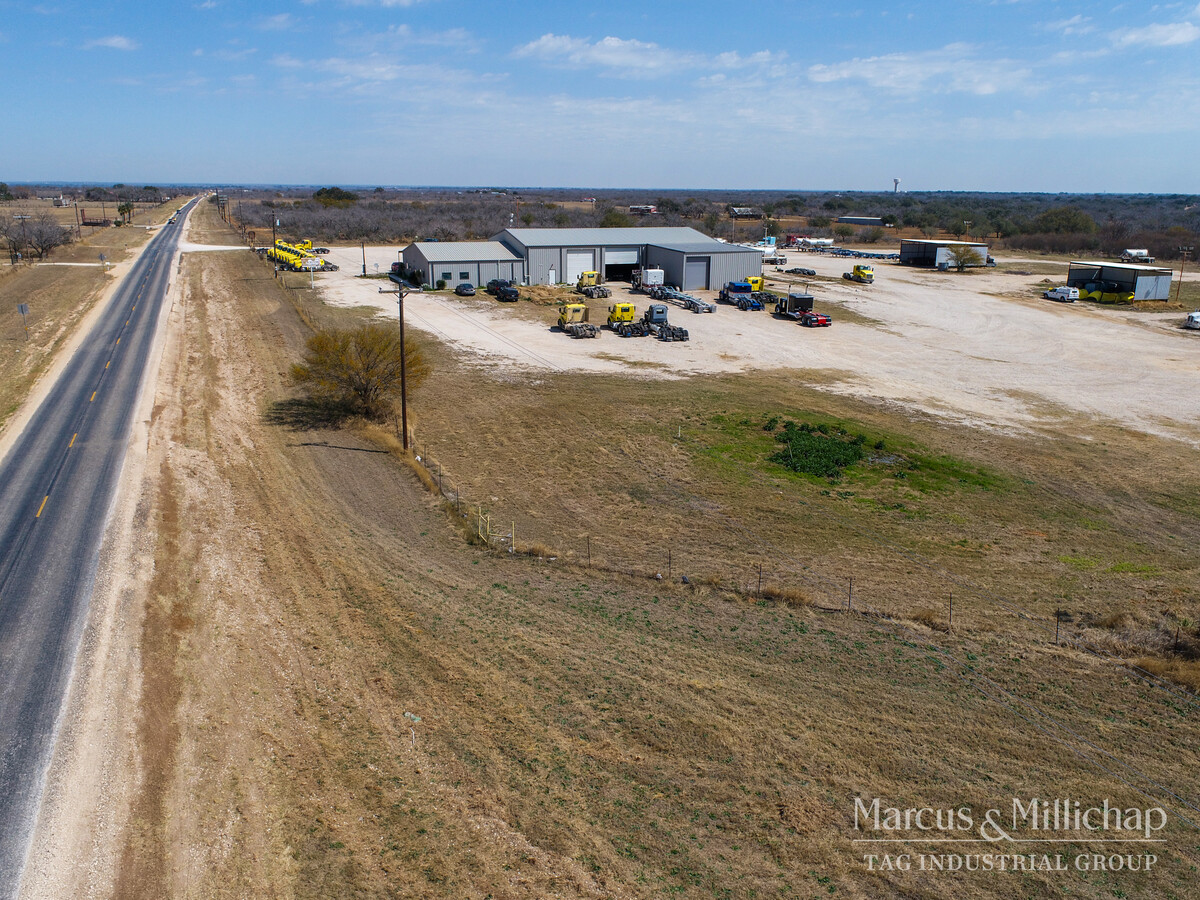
[[387, 272, 410, 449], [362, 240, 367, 277], [1177, 246, 1193, 306]]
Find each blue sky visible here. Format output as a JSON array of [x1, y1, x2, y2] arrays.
[[3, 0, 1199, 191]]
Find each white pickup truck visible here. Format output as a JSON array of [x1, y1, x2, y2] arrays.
[[1044, 286, 1079, 302]]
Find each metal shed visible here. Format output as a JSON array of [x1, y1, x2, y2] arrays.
[[899, 239, 990, 267], [401, 241, 524, 288], [1066, 260, 1174, 301], [493, 227, 762, 287]]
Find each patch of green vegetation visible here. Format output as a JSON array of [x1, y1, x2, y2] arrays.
[[1058, 555, 1100, 570], [769, 421, 866, 479], [1107, 561, 1160, 576]]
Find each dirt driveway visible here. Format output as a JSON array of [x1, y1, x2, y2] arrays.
[[315, 245, 1200, 442]]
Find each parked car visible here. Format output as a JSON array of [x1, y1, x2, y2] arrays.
[[1185, 311, 1200, 330], [454, 282, 476, 296], [486, 278, 512, 295], [496, 285, 520, 302], [1044, 286, 1079, 303]]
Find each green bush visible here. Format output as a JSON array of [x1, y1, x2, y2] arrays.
[[436, 279, 446, 290], [769, 421, 866, 479]]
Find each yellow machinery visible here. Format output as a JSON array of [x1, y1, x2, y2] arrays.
[[267, 239, 338, 272], [607, 302, 635, 327], [843, 264, 874, 284], [577, 270, 600, 288], [557, 303, 599, 338]]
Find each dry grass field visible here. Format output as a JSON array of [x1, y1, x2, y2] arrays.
[[0, 198, 182, 435], [57, 201, 1199, 900]]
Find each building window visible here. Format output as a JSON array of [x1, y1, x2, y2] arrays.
[[459, 271, 470, 281], [441, 271, 452, 281]]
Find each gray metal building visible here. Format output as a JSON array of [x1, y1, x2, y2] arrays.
[[1067, 260, 1174, 301], [837, 216, 884, 226], [899, 239, 991, 268], [492, 227, 762, 289], [401, 241, 524, 287]]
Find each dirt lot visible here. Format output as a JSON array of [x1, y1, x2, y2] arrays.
[[315, 246, 1200, 444], [23, 211, 1200, 899]]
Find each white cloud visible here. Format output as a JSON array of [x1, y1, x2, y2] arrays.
[[84, 35, 139, 51], [807, 43, 1034, 96], [258, 13, 292, 31], [513, 33, 694, 76], [1111, 21, 1200, 47], [1044, 14, 1093, 35], [271, 54, 304, 68]]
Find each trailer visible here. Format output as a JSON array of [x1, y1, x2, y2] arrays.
[[631, 266, 666, 293], [653, 285, 714, 313]]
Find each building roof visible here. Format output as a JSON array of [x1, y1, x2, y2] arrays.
[[649, 240, 763, 255], [496, 227, 718, 248], [406, 241, 521, 262], [1070, 260, 1173, 274], [900, 239, 989, 247]]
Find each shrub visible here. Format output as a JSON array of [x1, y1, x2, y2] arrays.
[[436, 279, 446, 290], [291, 322, 429, 420]]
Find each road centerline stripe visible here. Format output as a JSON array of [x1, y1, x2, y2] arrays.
[[36, 496, 48, 518]]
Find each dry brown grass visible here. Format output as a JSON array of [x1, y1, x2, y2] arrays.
[[911, 606, 951, 632], [757, 582, 813, 608]]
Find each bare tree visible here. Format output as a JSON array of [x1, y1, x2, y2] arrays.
[[24, 215, 73, 259]]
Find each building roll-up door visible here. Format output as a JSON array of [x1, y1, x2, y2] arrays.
[[684, 256, 710, 291], [566, 250, 594, 284], [604, 249, 640, 265]]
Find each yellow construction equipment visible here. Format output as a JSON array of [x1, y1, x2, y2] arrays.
[[843, 264, 874, 284]]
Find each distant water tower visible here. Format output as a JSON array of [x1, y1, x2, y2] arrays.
[[893, 178, 901, 193]]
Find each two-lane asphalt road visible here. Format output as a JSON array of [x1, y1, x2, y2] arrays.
[[0, 197, 198, 896]]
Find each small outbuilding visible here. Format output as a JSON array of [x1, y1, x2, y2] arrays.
[[837, 216, 884, 226], [402, 241, 524, 288], [1066, 260, 1174, 301], [899, 239, 991, 268]]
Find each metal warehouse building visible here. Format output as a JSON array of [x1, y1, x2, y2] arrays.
[[401, 241, 525, 288], [1066, 260, 1174, 301], [899, 239, 991, 268], [492, 227, 762, 290]]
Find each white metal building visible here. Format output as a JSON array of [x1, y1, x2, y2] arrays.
[[899, 239, 991, 268], [401, 241, 524, 287], [1066, 260, 1174, 301]]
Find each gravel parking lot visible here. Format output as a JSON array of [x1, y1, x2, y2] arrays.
[[316, 245, 1200, 442]]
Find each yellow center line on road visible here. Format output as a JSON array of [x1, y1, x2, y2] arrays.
[[90, 391, 96, 402], [36, 496, 48, 518], [69, 433, 77, 448], [105, 360, 110, 369], [115, 337, 120, 345]]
